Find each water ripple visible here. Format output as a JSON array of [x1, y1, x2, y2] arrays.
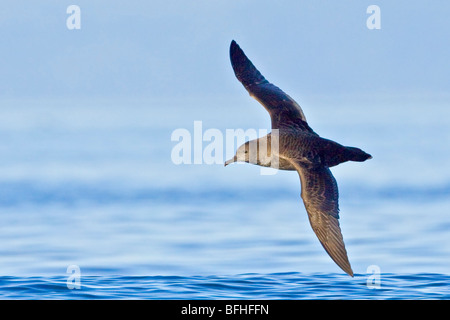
[[0, 273, 448, 299]]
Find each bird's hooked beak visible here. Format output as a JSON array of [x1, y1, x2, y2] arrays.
[[224, 156, 237, 166]]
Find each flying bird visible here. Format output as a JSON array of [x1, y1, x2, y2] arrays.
[[225, 40, 372, 277]]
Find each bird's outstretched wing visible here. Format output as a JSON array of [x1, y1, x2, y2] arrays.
[[295, 163, 353, 276], [230, 40, 315, 133]]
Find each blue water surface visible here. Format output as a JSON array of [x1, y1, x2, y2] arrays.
[[1, 273, 449, 299], [0, 99, 448, 299]]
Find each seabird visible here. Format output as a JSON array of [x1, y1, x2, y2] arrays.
[[225, 40, 372, 277]]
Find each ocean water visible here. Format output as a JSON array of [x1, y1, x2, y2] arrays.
[[1, 273, 449, 299], [0, 97, 449, 299]]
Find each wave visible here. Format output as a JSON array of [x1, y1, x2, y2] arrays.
[[0, 273, 449, 299]]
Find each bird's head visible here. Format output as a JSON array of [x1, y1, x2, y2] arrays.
[[224, 141, 255, 166]]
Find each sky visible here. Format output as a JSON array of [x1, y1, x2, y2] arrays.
[[0, 1, 449, 102]]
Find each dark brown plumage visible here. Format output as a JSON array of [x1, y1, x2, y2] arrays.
[[226, 40, 372, 276]]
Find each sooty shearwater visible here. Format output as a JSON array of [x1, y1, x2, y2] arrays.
[[225, 40, 372, 277]]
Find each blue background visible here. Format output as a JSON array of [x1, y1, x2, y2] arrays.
[[0, 1, 449, 298]]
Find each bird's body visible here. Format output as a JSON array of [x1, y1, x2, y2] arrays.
[[229, 131, 366, 170], [225, 40, 372, 277]]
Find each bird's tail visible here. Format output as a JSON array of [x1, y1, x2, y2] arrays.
[[324, 142, 372, 167], [344, 147, 372, 162]]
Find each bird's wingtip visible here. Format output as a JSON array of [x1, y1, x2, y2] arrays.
[[343, 263, 354, 277], [230, 40, 239, 52], [342, 263, 354, 277]]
